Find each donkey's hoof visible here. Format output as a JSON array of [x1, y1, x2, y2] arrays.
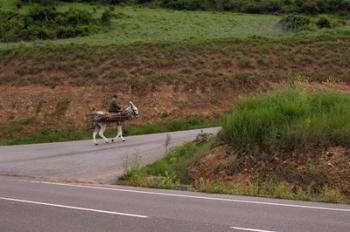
[[95, 143, 98, 146], [111, 139, 114, 142], [122, 139, 126, 142], [105, 141, 109, 144]]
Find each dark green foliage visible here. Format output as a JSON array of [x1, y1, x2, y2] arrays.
[[161, 0, 209, 10], [0, 5, 110, 42], [135, 0, 350, 14], [20, 0, 57, 6], [316, 16, 332, 28], [279, 14, 311, 31], [101, 10, 112, 25], [19, 0, 350, 14]]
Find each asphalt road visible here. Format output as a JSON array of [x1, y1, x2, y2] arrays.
[[0, 128, 219, 184], [1, 128, 350, 232], [1, 176, 350, 232]]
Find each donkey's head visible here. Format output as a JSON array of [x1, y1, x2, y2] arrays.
[[128, 101, 139, 118]]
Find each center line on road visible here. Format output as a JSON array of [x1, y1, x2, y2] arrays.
[[29, 181, 350, 213], [0, 197, 148, 219], [231, 226, 277, 232]]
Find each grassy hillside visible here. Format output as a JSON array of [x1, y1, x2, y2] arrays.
[[120, 88, 350, 203], [15, 0, 350, 14], [1, 1, 350, 145], [1, 5, 282, 47], [1, 2, 350, 48], [223, 89, 350, 151], [1, 37, 350, 143]]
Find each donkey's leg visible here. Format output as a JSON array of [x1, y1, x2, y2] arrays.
[[112, 125, 125, 142], [112, 125, 120, 142], [118, 125, 126, 142], [92, 123, 99, 145], [111, 123, 118, 142], [99, 124, 110, 143]]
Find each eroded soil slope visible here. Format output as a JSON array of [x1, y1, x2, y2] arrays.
[[1, 39, 350, 139]]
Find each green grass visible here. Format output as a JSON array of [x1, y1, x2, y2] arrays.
[[0, 5, 282, 48], [119, 136, 214, 188], [1, 3, 350, 49], [0, 0, 16, 9], [0, 128, 88, 146], [0, 116, 219, 145], [0, 118, 36, 140], [55, 99, 70, 116], [223, 89, 350, 152]]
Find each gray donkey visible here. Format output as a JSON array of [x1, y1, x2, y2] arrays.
[[92, 101, 139, 145]]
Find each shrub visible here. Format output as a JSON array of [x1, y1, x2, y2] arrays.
[[161, 0, 209, 10], [316, 16, 332, 28], [55, 99, 70, 116], [279, 14, 311, 32], [0, 5, 107, 42], [223, 90, 350, 152], [101, 10, 112, 25]]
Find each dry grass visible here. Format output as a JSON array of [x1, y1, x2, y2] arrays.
[[1, 39, 350, 88]]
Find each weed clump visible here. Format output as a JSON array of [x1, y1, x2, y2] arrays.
[[55, 99, 70, 116], [279, 15, 311, 32], [316, 16, 332, 29]]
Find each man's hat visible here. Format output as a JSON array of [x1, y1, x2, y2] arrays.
[[112, 95, 117, 98]]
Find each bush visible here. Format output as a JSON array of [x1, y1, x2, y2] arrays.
[[55, 99, 70, 116], [316, 16, 332, 28], [223, 90, 350, 152], [279, 14, 311, 31], [101, 10, 112, 25], [161, 0, 209, 10], [0, 5, 108, 42]]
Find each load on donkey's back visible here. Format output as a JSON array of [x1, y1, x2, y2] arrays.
[[91, 95, 139, 145]]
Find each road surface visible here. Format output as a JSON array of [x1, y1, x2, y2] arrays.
[[0, 128, 219, 184], [1, 176, 349, 232], [1, 128, 349, 232]]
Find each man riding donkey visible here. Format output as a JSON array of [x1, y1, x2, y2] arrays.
[[91, 94, 139, 145], [108, 95, 121, 114]]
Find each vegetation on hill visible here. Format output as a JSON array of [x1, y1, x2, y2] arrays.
[[23, 0, 350, 14], [223, 89, 350, 152], [153, 0, 350, 14], [1, 39, 350, 87], [0, 3, 113, 42], [0, 37, 349, 144], [120, 88, 350, 203], [0, 1, 349, 47]]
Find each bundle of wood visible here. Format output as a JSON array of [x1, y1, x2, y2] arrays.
[[93, 112, 129, 123]]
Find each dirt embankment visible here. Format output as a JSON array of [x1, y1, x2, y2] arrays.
[[1, 39, 350, 139], [189, 142, 350, 195]]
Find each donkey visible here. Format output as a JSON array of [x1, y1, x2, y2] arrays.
[[92, 101, 139, 145]]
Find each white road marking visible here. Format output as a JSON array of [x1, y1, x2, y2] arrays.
[[231, 226, 277, 232], [29, 181, 350, 213], [0, 197, 148, 218]]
